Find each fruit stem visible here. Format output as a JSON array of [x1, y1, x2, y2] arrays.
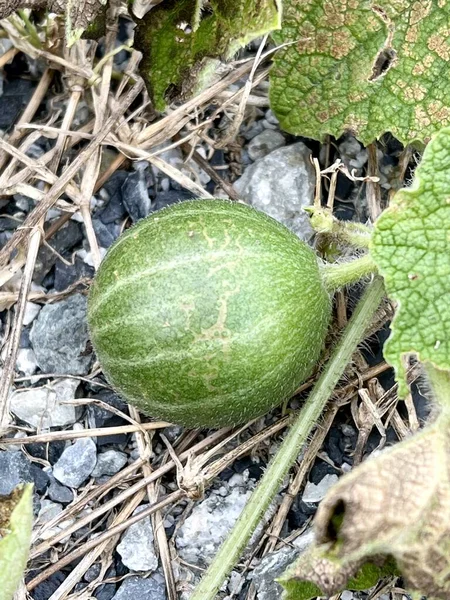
[[320, 254, 377, 291], [307, 207, 372, 249], [189, 277, 385, 600]]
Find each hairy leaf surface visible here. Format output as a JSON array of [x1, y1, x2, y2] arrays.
[[371, 126, 450, 395], [270, 0, 450, 144]]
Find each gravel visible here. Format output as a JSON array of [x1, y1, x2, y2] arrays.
[[0, 450, 35, 495], [117, 505, 158, 572], [252, 530, 314, 600], [15, 347, 38, 376], [176, 473, 279, 568], [52, 437, 97, 488], [10, 378, 79, 428], [91, 450, 128, 478], [122, 169, 153, 222], [302, 474, 339, 504], [247, 129, 286, 161], [111, 574, 166, 600], [233, 143, 316, 241], [30, 294, 92, 375]]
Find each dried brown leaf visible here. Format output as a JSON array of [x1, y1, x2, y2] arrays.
[[281, 414, 450, 599]]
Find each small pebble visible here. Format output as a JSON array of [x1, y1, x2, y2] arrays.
[[23, 301, 41, 326], [15, 347, 38, 376], [111, 575, 166, 600], [47, 475, 74, 504], [247, 130, 285, 161], [91, 450, 128, 478], [30, 294, 92, 375], [0, 450, 34, 495], [10, 378, 79, 428], [53, 437, 97, 488], [302, 474, 339, 504], [122, 170, 152, 222], [117, 505, 158, 572], [234, 143, 316, 241]]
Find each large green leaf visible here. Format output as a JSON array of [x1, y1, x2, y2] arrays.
[[135, 0, 282, 111], [0, 484, 33, 600], [270, 0, 450, 144], [370, 126, 450, 395]]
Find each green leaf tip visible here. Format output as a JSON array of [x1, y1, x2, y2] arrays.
[[0, 484, 33, 600], [134, 0, 282, 111], [370, 126, 450, 398], [270, 0, 450, 144]]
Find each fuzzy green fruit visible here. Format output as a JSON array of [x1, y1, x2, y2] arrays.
[[88, 199, 331, 428]]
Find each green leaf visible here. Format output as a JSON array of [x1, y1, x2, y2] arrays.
[[135, 0, 282, 111], [370, 126, 450, 396], [0, 484, 33, 600], [270, 0, 450, 144]]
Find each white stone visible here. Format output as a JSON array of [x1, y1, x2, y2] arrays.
[[117, 505, 158, 572], [16, 348, 38, 376], [22, 301, 41, 326], [302, 474, 339, 504], [10, 378, 79, 428]]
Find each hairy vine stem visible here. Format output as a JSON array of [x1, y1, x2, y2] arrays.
[[190, 276, 385, 600], [321, 253, 377, 291]]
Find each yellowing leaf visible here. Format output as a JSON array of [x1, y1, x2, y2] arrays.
[[0, 484, 33, 600], [370, 126, 450, 395], [270, 0, 450, 144]]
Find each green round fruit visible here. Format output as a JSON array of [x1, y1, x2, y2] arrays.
[[88, 199, 331, 428]]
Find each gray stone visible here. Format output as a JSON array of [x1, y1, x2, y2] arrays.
[[233, 143, 316, 241], [15, 347, 38, 376], [111, 575, 166, 600], [247, 129, 286, 160], [264, 109, 279, 125], [252, 530, 314, 600], [30, 294, 92, 375], [302, 474, 339, 504], [47, 475, 74, 504], [53, 438, 97, 488], [122, 170, 152, 222], [34, 221, 83, 283], [37, 499, 63, 524], [242, 119, 265, 141], [0, 450, 34, 495], [117, 505, 158, 572], [10, 378, 79, 428], [92, 450, 128, 478], [84, 563, 101, 583], [247, 130, 285, 161]]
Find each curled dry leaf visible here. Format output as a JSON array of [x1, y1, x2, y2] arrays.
[[279, 406, 450, 599]]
